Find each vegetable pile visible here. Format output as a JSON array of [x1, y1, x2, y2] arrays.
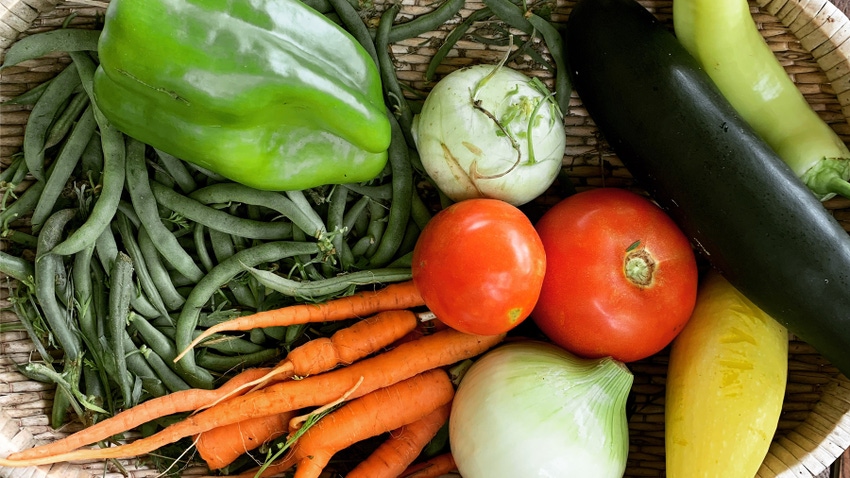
[[1, 0, 850, 476]]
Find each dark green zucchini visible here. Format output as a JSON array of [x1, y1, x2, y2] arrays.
[[565, 0, 850, 376]]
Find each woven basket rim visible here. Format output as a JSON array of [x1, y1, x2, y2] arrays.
[[3, 1, 850, 478]]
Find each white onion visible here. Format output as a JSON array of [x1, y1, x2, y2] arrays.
[[449, 341, 633, 478], [412, 64, 567, 206]]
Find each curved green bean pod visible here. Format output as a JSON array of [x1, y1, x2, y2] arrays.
[[50, 110, 126, 256], [387, 0, 465, 43], [154, 149, 198, 193], [44, 91, 90, 149], [138, 227, 186, 311], [23, 63, 82, 181], [1, 29, 100, 69], [189, 183, 323, 240], [31, 104, 97, 233], [150, 181, 292, 240], [0, 250, 34, 283]]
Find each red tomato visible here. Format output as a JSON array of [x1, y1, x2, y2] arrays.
[[412, 198, 546, 336], [532, 188, 698, 362]]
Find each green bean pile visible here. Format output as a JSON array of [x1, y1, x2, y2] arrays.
[[0, 0, 568, 455]]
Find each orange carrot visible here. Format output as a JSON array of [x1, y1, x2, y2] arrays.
[[175, 280, 424, 363], [195, 409, 298, 470], [399, 452, 458, 478], [0, 329, 503, 467], [7, 366, 273, 461], [346, 402, 451, 478], [292, 369, 455, 478]]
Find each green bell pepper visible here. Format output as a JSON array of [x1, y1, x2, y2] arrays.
[[92, 0, 391, 191]]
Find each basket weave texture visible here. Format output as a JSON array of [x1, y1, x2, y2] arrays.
[[2, 0, 850, 477]]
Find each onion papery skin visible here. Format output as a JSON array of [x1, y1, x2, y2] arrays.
[[449, 340, 633, 478]]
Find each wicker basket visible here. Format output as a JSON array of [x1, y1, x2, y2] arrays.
[[2, 0, 850, 477]]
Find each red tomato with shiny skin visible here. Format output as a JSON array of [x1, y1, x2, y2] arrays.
[[531, 188, 698, 362], [412, 198, 546, 336]]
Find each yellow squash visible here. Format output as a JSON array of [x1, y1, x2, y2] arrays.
[[665, 270, 788, 477]]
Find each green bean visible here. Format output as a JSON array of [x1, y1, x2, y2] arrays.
[[31, 105, 97, 233], [351, 234, 376, 258], [2, 79, 52, 105], [189, 183, 321, 239], [115, 212, 172, 320], [0, 155, 25, 184], [150, 181, 291, 240], [117, 199, 141, 227], [327, 0, 380, 67], [126, 138, 204, 282], [0, 250, 34, 283], [79, 133, 103, 184], [0, 181, 44, 230], [35, 208, 82, 359], [367, 114, 414, 267], [363, 198, 388, 258], [50, 111, 126, 256], [409, 187, 432, 230], [137, 344, 191, 393], [68, 51, 96, 101], [72, 244, 97, 349], [208, 229, 257, 308], [23, 63, 82, 181], [138, 227, 186, 310], [1, 29, 100, 69], [342, 195, 371, 238], [426, 7, 494, 82], [326, 186, 349, 270], [193, 223, 215, 273], [524, 13, 571, 116], [157, 326, 267, 355], [285, 225, 319, 281], [94, 225, 119, 275], [89, 256, 108, 341], [246, 266, 412, 300], [44, 91, 90, 149], [128, 313, 213, 390], [387, 0, 466, 43], [154, 149, 198, 193], [284, 189, 327, 238], [121, 332, 168, 398], [174, 241, 321, 379], [302, 0, 333, 13], [2, 230, 38, 249], [108, 252, 135, 405], [343, 183, 394, 201], [94, 225, 161, 320], [376, 6, 415, 145], [481, 0, 533, 33], [195, 348, 281, 373]]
